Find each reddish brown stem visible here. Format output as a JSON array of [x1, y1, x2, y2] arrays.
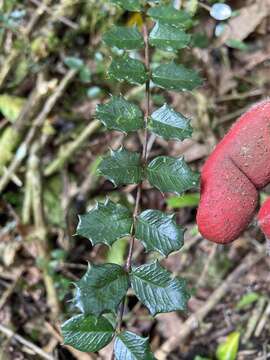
[[111, 20, 151, 359]]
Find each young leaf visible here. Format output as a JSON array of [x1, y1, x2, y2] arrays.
[[149, 104, 192, 141], [130, 261, 190, 316], [103, 26, 144, 50], [108, 56, 147, 85], [77, 199, 132, 246], [111, 0, 141, 12], [152, 63, 203, 92], [98, 147, 143, 186], [216, 332, 240, 360], [61, 314, 114, 352], [135, 209, 184, 257], [147, 5, 193, 29], [73, 263, 129, 316], [149, 22, 190, 51], [114, 331, 155, 360], [166, 193, 200, 208], [107, 238, 128, 265], [236, 292, 260, 310], [147, 156, 199, 194], [96, 96, 144, 133]]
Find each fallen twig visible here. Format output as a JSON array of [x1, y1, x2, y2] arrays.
[[255, 301, 270, 337], [0, 69, 77, 193], [0, 324, 54, 360], [44, 119, 100, 176], [0, 0, 52, 88], [29, 141, 60, 319], [29, 0, 79, 29], [0, 73, 50, 174], [243, 296, 267, 343], [197, 243, 218, 287]]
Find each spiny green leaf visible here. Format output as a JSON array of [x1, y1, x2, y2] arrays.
[[103, 26, 144, 50], [61, 314, 114, 352], [77, 199, 132, 246], [149, 22, 190, 51], [147, 5, 193, 29], [135, 210, 184, 257], [152, 62, 203, 92], [73, 263, 129, 316], [96, 96, 144, 133], [130, 261, 190, 316], [114, 331, 155, 360], [108, 56, 147, 85], [98, 147, 143, 186], [149, 104, 192, 141], [111, 0, 141, 12], [147, 156, 199, 194]]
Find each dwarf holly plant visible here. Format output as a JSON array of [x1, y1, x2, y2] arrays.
[[61, 1, 202, 358]]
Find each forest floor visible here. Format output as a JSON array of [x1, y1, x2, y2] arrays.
[[0, 0, 270, 359]]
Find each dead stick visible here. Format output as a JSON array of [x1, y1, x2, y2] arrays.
[[155, 251, 266, 359], [30, 142, 60, 319], [29, 0, 79, 29], [197, 243, 218, 287], [0, 324, 54, 360], [0, 69, 77, 193], [243, 296, 266, 343], [0, 73, 49, 174], [0, 268, 24, 310], [44, 119, 100, 176], [255, 300, 270, 337], [0, 0, 52, 88]]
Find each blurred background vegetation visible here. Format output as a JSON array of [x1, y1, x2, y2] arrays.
[[0, 0, 269, 359]]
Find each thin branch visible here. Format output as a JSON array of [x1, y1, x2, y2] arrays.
[[0, 268, 24, 311], [0, 324, 54, 360], [0, 73, 49, 175], [44, 119, 100, 176], [198, 1, 211, 11], [0, 0, 51, 88], [111, 19, 152, 359], [197, 243, 218, 287], [29, 0, 79, 30], [243, 296, 267, 343], [142, 23, 151, 163], [125, 22, 151, 273], [30, 141, 60, 319], [0, 69, 77, 193], [25, 0, 53, 36]]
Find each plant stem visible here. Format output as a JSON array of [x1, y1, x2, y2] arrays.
[[142, 23, 151, 163], [111, 20, 151, 359]]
